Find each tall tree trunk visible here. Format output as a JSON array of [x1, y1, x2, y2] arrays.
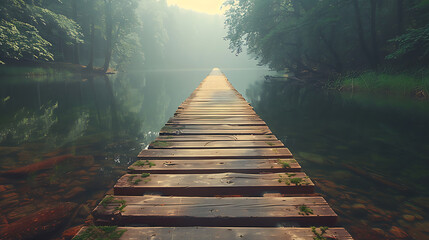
[[397, 0, 404, 35], [87, 13, 95, 70], [103, 0, 113, 73], [370, 0, 379, 67], [319, 30, 343, 73], [352, 0, 375, 68], [72, 0, 80, 64]]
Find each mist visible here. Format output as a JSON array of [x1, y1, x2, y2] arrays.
[[134, 2, 261, 70]]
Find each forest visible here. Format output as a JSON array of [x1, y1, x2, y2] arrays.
[[224, 0, 429, 93], [2, 0, 428, 86]]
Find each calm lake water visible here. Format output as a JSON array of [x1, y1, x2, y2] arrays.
[[0, 68, 428, 239]]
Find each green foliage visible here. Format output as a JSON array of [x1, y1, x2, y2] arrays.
[[0, 0, 142, 69], [0, 19, 54, 61], [28, 5, 84, 45], [100, 196, 127, 212], [224, 0, 429, 74], [336, 71, 429, 94], [134, 160, 156, 168], [277, 159, 290, 168], [387, 24, 429, 63], [290, 177, 303, 185], [73, 225, 126, 240], [141, 173, 150, 178], [311, 226, 329, 240], [299, 204, 314, 215], [100, 195, 115, 207]]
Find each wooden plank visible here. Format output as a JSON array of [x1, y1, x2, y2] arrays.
[[174, 114, 258, 117], [183, 100, 246, 103], [161, 125, 271, 130], [171, 115, 262, 121], [128, 159, 301, 174], [160, 129, 271, 135], [76, 227, 353, 240], [177, 108, 254, 112], [177, 106, 254, 111], [176, 110, 256, 115], [114, 172, 313, 196], [149, 140, 284, 149], [180, 103, 251, 107], [166, 120, 266, 126], [93, 196, 337, 227], [156, 135, 278, 141], [138, 148, 293, 159]]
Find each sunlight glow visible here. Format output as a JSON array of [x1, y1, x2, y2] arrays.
[[167, 0, 226, 15]]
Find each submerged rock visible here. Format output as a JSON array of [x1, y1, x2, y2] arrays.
[[403, 214, 415, 222], [297, 152, 326, 164], [0, 202, 78, 240], [64, 187, 85, 199], [389, 226, 408, 238], [0, 155, 74, 177]]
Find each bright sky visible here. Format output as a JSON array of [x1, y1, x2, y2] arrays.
[[167, 0, 226, 15]]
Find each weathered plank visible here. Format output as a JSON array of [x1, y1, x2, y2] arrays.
[[76, 227, 353, 240], [138, 148, 293, 159], [128, 159, 301, 174], [156, 135, 278, 141], [162, 124, 269, 130], [160, 125, 272, 135], [180, 103, 251, 107], [114, 172, 313, 196], [175, 113, 258, 117], [93, 196, 337, 227], [149, 140, 284, 149], [161, 125, 271, 131], [166, 120, 266, 126], [176, 110, 256, 114], [160, 129, 271, 135], [177, 106, 253, 110], [171, 115, 262, 121]]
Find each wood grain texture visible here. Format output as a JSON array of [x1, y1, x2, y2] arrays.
[[93, 196, 337, 227], [76, 227, 353, 240], [128, 159, 301, 174], [149, 140, 284, 149], [155, 135, 278, 141], [138, 148, 293, 159], [114, 172, 313, 196]]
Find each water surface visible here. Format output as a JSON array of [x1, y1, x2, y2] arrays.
[[0, 69, 428, 239]]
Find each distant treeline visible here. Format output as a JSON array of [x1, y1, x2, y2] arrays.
[[224, 0, 429, 76], [0, 0, 262, 73], [0, 0, 142, 72]]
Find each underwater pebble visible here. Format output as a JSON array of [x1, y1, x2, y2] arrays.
[[64, 186, 85, 199], [389, 226, 408, 238], [403, 214, 415, 222], [371, 228, 385, 236], [352, 203, 366, 210]]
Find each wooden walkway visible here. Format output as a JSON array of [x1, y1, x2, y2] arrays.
[[76, 68, 352, 239]]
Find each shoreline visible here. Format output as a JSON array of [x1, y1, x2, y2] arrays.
[[266, 70, 429, 101], [0, 62, 116, 78]]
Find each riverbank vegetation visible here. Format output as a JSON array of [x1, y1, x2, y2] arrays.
[[330, 70, 429, 99], [223, 0, 429, 96]]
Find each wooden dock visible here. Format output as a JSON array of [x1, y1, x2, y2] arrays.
[[75, 68, 352, 239]]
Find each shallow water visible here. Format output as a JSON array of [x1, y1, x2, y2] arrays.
[[0, 69, 428, 239], [245, 79, 429, 240]]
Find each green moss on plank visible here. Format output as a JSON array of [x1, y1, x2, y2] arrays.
[[74, 225, 126, 240]]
